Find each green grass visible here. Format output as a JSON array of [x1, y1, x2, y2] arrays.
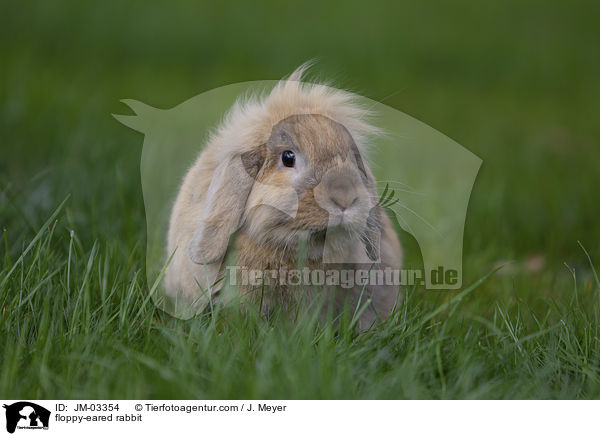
[[1, 203, 599, 398], [1, 0, 600, 399]]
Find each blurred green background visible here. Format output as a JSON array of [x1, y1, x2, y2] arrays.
[[2, 0, 598, 272], [1, 0, 600, 398]]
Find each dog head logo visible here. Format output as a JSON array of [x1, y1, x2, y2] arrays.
[[115, 73, 481, 319], [3, 402, 50, 433]]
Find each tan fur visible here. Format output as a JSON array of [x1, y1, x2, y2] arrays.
[[165, 64, 402, 327]]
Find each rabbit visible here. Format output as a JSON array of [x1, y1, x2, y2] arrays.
[[165, 64, 402, 327]]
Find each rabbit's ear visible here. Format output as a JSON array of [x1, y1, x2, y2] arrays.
[[362, 205, 382, 261], [188, 147, 265, 264], [349, 143, 382, 261]]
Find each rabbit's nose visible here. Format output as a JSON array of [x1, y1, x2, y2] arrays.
[[331, 195, 358, 212], [328, 178, 359, 212]]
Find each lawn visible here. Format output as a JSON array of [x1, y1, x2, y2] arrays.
[[1, 0, 600, 399]]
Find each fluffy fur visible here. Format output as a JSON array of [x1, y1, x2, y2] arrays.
[[165, 64, 402, 327]]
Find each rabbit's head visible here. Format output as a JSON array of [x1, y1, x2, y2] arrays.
[[188, 112, 382, 266]]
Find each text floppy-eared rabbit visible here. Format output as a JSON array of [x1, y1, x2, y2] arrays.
[[166, 65, 402, 326]]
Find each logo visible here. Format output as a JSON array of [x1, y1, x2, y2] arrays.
[[3, 402, 50, 433], [114, 70, 481, 319]]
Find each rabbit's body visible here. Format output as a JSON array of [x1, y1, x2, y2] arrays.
[[235, 213, 402, 326], [165, 66, 402, 326]]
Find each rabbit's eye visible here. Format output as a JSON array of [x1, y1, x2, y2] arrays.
[[281, 150, 296, 167]]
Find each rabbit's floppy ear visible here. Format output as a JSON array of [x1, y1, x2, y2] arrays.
[[188, 147, 265, 264], [351, 142, 382, 262], [362, 167, 382, 262], [362, 205, 382, 261]]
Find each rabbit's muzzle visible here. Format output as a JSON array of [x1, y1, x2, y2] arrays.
[[312, 165, 370, 231]]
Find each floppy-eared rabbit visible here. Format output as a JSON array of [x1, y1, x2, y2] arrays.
[[165, 65, 402, 327]]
